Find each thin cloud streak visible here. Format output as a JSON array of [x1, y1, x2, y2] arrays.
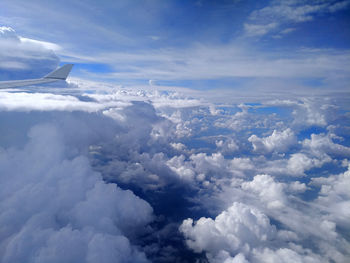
[[246, 0, 350, 37], [61, 45, 350, 86]]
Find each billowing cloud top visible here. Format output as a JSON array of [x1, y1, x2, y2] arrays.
[[0, 26, 59, 80]]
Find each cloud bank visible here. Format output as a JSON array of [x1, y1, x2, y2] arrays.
[[0, 121, 153, 263]]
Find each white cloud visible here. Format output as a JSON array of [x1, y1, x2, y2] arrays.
[[288, 181, 308, 193], [0, 26, 58, 78], [280, 27, 296, 35], [264, 98, 335, 128], [180, 202, 277, 261], [0, 123, 153, 263], [84, 89, 205, 110], [167, 155, 196, 181], [248, 128, 297, 153], [286, 153, 331, 176], [244, 23, 278, 37], [302, 133, 350, 157], [192, 169, 350, 262], [19, 36, 61, 51], [249, 1, 326, 23], [242, 174, 287, 209], [251, 247, 321, 263], [216, 138, 239, 154], [311, 165, 350, 228], [0, 26, 18, 39], [0, 92, 104, 112]]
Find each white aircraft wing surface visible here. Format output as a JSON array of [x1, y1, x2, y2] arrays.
[[0, 64, 74, 89]]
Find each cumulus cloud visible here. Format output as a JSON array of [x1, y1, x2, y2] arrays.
[[311, 164, 350, 228], [251, 247, 322, 263], [215, 138, 239, 154], [180, 202, 277, 262], [242, 174, 287, 209], [179, 198, 332, 262], [0, 26, 58, 79], [248, 128, 297, 154], [302, 133, 350, 157], [286, 153, 332, 176], [264, 98, 335, 128], [0, 122, 153, 263], [182, 170, 350, 262]]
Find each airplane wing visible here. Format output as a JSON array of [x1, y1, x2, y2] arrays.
[[0, 64, 74, 89]]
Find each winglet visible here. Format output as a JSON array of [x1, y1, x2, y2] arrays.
[[44, 64, 74, 80]]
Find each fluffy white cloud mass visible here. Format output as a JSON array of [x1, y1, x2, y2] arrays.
[[248, 128, 297, 153], [1, 85, 350, 262], [1, 86, 349, 262], [180, 202, 277, 262], [0, 122, 153, 263], [181, 170, 350, 262]]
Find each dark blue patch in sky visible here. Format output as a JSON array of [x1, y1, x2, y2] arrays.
[[264, 7, 350, 49], [300, 186, 320, 202], [106, 180, 210, 262], [312, 162, 348, 177], [270, 217, 285, 230], [297, 8, 350, 49], [339, 135, 350, 147], [298, 126, 328, 141]]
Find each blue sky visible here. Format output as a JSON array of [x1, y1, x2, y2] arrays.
[[1, 0, 350, 93]]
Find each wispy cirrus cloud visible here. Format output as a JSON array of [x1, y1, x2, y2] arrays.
[[61, 44, 350, 94], [245, 0, 350, 37]]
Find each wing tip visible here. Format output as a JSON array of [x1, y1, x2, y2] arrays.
[[44, 64, 74, 80]]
